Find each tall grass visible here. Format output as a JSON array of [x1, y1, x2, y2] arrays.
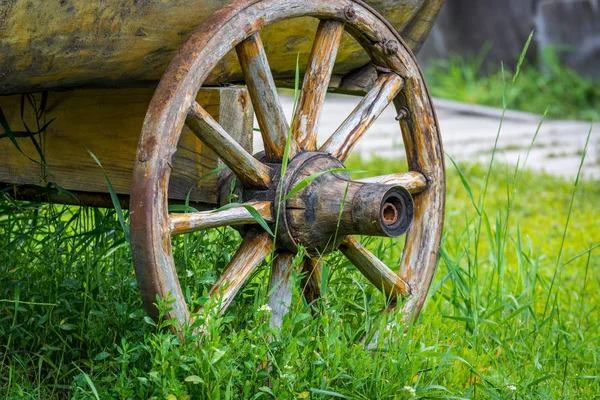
[[1, 146, 599, 398]]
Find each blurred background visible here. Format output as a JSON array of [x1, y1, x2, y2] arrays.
[[417, 0, 600, 123], [420, 0, 600, 80], [273, 0, 600, 179]]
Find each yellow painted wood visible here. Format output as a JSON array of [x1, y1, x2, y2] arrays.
[[0, 0, 428, 95], [0, 88, 253, 204]]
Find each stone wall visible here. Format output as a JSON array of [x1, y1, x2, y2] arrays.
[[418, 0, 600, 79]]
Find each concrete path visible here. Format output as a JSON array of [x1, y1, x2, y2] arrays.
[[257, 93, 599, 180]]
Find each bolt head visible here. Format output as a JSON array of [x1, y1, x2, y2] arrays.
[[395, 107, 409, 121], [344, 5, 356, 20], [382, 39, 399, 55]]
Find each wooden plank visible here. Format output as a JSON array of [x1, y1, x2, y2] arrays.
[[186, 101, 271, 189], [170, 201, 273, 236], [268, 252, 295, 329], [339, 235, 410, 301], [0, 1, 432, 95], [320, 74, 404, 161], [292, 20, 345, 151], [199, 230, 273, 315], [0, 87, 253, 204], [236, 33, 297, 161], [399, 0, 445, 54]]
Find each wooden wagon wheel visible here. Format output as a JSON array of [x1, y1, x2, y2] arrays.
[[130, 0, 445, 330]]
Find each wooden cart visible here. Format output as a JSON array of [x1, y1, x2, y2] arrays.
[[0, 0, 445, 330]]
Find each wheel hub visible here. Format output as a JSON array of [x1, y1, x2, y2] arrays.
[[220, 151, 414, 255]]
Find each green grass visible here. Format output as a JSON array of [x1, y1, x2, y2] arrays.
[[425, 49, 600, 121], [1, 150, 599, 398], [2, 37, 599, 399]]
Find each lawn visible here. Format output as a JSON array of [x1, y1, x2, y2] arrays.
[[1, 138, 599, 398], [2, 35, 599, 399]]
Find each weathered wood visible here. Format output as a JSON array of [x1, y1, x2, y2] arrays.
[[236, 33, 297, 161], [399, 0, 445, 54], [292, 20, 345, 151], [2, 184, 131, 210], [300, 257, 321, 307], [320, 73, 404, 161], [280, 152, 413, 254], [0, 88, 252, 204], [1, 183, 217, 210], [337, 64, 378, 95], [358, 171, 427, 194], [339, 236, 410, 301], [0, 1, 437, 95], [169, 201, 273, 236], [199, 231, 273, 314], [131, 0, 445, 328], [394, 81, 445, 321], [186, 102, 271, 189], [268, 252, 295, 329]]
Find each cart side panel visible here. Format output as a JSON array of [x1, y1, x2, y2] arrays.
[[0, 87, 253, 205], [0, 0, 433, 95]]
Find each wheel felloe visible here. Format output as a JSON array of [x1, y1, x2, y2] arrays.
[[132, 0, 445, 330]]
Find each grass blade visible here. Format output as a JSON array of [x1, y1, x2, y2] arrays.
[[85, 146, 130, 244], [283, 168, 364, 201]]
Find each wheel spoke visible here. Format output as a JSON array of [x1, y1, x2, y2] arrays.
[[170, 201, 273, 236], [358, 171, 427, 194], [292, 20, 345, 151], [300, 256, 321, 307], [320, 74, 404, 161], [186, 102, 271, 188], [268, 252, 295, 329], [339, 236, 410, 301], [236, 33, 298, 161], [196, 230, 273, 315]]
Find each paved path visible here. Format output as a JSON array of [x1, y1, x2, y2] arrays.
[[256, 93, 599, 180]]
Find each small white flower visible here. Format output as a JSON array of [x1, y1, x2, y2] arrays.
[[403, 386, 416, 396], [258, 304, 272, 313], [507, 385, 517, 391]]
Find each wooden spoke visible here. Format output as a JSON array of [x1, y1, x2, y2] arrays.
[[169, 201, 273, 236], [300, 257, 321, 307], [186, 102, 271, 188], [358, 171, 427, 194], [320, 74, 404, 161], [339, 236, 410, 301], [196, 230, 273, 315], [268, 252, 295, 329], [292, 20, 345, 151], [236, 33, 298, 161]]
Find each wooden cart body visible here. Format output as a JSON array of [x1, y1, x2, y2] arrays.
[[0, 0, 439, 95], [1, 0, 446, 330]]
